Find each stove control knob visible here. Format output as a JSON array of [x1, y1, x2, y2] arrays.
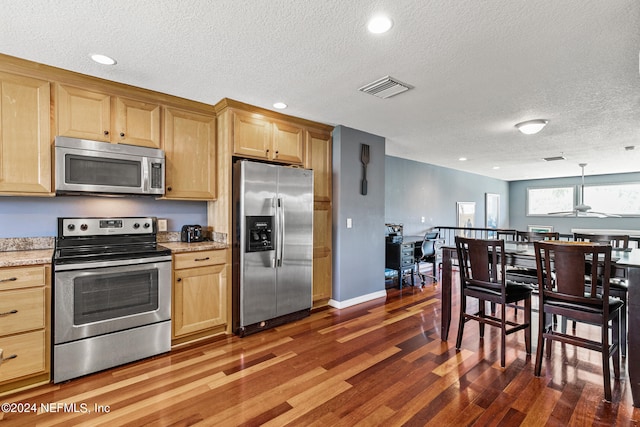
[[133, 223, 140, 229], [143, 223, 151, 229], [67, 224, 75, 231], [80, 224, 88, 231]]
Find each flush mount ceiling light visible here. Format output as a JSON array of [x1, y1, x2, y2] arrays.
[[273, 102, 287, 109], [90, 54, 117, 65], [367, 15, 393, 34], [515, 119, 548, 135]]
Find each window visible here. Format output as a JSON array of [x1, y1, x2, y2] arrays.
[[527, 186, 574, 216], [584, 183, 640, 216]]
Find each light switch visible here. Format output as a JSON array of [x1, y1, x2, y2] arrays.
[[346, 218, 352, 229]]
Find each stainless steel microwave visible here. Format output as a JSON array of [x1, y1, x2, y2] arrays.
[[55, 136, 165, 196]]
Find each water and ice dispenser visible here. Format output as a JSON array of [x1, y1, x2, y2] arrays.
[[245, 216, 274, 252]]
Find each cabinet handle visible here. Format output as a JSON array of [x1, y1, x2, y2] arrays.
[[120, 132, 125, 137], [2, 354, 17, 362], [266, 149, 270, 154], [104, 130, 109, 136], [0, 277, 17, 283], [177, 278, 182, 282], [194, 257, 210, 262], [167, 187, 172, 192], [0, 309, 18, 316]]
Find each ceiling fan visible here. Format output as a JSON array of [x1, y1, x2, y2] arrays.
[[547, 163, 620, 218]]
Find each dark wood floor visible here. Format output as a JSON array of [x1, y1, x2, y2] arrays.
[[2, 272, 639, 426]]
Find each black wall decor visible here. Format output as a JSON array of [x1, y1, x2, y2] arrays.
[[360, 143, 370, 195]]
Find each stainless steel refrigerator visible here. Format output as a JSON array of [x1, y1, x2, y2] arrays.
[[232, 160, 313, 336]]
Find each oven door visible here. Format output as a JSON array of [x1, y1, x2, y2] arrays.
[[54, 257, 171, 344]]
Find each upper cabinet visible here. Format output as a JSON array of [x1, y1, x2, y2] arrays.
[[0, 72, 52, 195], [163, 107, 216, 200], [56, 84, 161, 149], [232, 109, 304, 165], [305, 129, 332, 202]]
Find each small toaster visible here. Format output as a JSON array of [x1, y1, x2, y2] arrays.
[[181, 225, 204, 242]]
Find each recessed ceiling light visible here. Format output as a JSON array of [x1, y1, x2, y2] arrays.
[[492, 166, 500, 170], [273, 102, 287, 109], [515, 119, 548, 135], [367, 15, 393, 34], [90, 54, 117, 65], [458, 157, 467, 161]]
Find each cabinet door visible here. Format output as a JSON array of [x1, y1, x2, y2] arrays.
[[305, 129, 332, 202], [56, 84, 111, 142], [173, 264, 226, 337], [0, 72, 51, 194], [0, 330, 46, 383], [272, 120, 304, 164], [114, 97, 161, 148], [232, 112, 271, 159], [312, 202, 332, 303], [163, 107, 216, 200]]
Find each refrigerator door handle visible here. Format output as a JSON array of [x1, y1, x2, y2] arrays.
[[279, 197, 285, 266], [276, 197, 284, 267]]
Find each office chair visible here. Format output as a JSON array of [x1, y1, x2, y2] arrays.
[[415, 231, 440, 285]]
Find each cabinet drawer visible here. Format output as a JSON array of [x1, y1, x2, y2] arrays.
[[0, 266, 46, 291], [173, 250, 227, 270], [0, 288, 45, 335], [0, 330, 46, 383]]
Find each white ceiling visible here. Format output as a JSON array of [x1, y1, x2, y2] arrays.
[[1, 0, 639, 181]]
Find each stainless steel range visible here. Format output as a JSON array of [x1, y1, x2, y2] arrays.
[[52, 217, 172, 383]]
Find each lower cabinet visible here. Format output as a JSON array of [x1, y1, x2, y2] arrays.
[[0, 265, 50, 396], [172, 249, 228, 346]]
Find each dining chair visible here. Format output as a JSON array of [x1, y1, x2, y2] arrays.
[[415, 231, 440, 285], [454, 236, 533, 368], [533, 241, 622, 402], [568, 233, 629, 356]]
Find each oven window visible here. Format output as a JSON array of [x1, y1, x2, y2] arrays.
[[66, 155, 142, 187], [73, 270, 159, 325]]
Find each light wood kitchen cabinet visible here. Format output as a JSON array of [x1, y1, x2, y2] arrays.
[[233, 110, 305, 165], [0, 72, 51, 195], [305, 129, 333, 305], [56, 84, 161, 148], [163, 107, 217, 200], [172, 250, 227, 345], [213, 98, 333, 308], [0, 265, 50, 395]]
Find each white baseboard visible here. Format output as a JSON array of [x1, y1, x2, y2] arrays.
[[328, 290, 387, 309]]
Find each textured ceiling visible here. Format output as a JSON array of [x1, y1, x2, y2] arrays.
[[1, 0, 639, 181]]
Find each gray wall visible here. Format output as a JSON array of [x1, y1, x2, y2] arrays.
[[332, 126, 386, 302], [0, 197, 207, 237], [509, 172, 640, 234], [385, 156, 510, 236]]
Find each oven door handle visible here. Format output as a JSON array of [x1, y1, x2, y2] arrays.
[[54, 255, 172, 271]]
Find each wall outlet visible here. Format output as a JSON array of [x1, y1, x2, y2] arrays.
[[421, 216, 425, 223], [157, 218, 168, 232], [346, 218, 353, 229]]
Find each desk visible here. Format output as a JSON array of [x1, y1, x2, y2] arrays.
[[385, 236, 423, 288], [440, 243, 640, 407]]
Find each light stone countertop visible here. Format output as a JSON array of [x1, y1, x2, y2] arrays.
[[0, 249, 53, 267], [0, 233, 229, 268], [161, 241, 228, 253]]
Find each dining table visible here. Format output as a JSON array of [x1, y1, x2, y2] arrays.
[[439, 241, 640, 407]]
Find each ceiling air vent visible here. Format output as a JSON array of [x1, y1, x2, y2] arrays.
[[543, 155, 566, 162], [358, 76, 413, 99]]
